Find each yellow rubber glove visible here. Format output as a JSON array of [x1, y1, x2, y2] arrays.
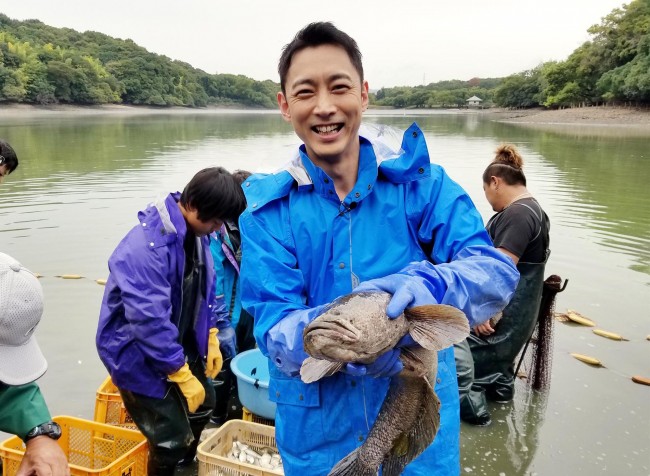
[[205, 327, 223, 379], [168, 363, 205, 413]]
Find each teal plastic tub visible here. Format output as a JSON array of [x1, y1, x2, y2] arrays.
[[230, 348, 276, 420]]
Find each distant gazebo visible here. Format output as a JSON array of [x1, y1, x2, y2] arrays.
[[466, 95, 483, 108]]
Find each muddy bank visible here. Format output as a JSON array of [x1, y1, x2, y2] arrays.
[[482, 105, 650, 129]]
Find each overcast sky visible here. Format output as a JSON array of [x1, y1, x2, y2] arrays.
[[2, 0, 627, 88]]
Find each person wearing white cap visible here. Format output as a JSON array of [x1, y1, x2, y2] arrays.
[[0, 252, 70, 476]]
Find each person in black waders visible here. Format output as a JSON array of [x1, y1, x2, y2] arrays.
[[96, 167, 246, 475], [208, 169, 258, 425], [454, 144, 551, 426]]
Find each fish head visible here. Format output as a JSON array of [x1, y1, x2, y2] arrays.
[[303, 292, 408, 364]]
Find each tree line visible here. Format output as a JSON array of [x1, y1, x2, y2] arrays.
[[1, 0, 648, 109], [374, 0, 649, 109], [0, 14, 278, 108], [495, 0, 650, 109]]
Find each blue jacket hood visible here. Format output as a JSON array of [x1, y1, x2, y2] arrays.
[[243, 123, 431, 212]]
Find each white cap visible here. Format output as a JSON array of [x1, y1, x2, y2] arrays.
[[0, 252, 47, 385]]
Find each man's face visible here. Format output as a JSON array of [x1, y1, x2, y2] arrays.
[[483, 179, 499, 212], [182, 205, 223, 237], [278, 44, 369, 167]]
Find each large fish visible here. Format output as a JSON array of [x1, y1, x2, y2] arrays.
[[300, 291, 470, 476]]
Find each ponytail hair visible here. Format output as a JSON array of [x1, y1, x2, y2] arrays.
[[482, 144, 526, 186]]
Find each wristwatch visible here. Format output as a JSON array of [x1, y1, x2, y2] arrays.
[[24, 421, 62, 442]]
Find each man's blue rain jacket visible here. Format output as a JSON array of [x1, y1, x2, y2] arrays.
[[96, 192, 231, 398], [239, 124, 519, 476]]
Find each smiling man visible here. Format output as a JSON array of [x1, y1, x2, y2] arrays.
[[239, 22, 519, 476]]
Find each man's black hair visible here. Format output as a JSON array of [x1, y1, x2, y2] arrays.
[[232, 169, 252, 186], [180, 167, 246, 222], [278, 21, 363, 94], [0, 140, 19, 173]]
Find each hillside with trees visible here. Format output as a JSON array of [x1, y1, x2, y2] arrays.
[[1, 0, 648, 110], [377, 0, 649, 109], [0, 14, 278, 107], [495, 0, 649, 108], [374, 77, 502, 108]]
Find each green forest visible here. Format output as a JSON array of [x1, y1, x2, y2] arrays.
[[1, 0, 648, 109], [0, 15, 278, 108], [375, 0, 650, 109]]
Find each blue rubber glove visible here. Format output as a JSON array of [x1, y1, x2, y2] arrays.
[[267, 304, 328, 376], [344, 349, 403, 378], [354, 273, 439, 319], [216, 325, 237, 360], [396, 333, 417, 348]]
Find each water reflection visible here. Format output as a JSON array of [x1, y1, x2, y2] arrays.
[[0, 112, 292, 180], [460, 380, 548, 475]]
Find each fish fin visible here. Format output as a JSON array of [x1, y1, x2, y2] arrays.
[[399, 346, 427, 377], [328, 447, 375, 476], [405, 304, 470, 351], [300, 357, 344, 384], [381, 379, 441, 476]]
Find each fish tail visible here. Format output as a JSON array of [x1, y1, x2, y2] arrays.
[[381, 379, 441, 476], [328, 448, 376, 476]]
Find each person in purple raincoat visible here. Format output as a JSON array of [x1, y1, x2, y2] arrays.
[[96, 167, 246, 475]]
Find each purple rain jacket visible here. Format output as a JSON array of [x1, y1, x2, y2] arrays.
[[96, 192, 231, 398]]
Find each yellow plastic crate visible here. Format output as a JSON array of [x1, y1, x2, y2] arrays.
[[242, 407, 275, 427], [197, 420, 283, 476], [94, 376, 136, 429], [0, 416, 148, 476]]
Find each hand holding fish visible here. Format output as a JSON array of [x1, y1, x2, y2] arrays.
[[354, 273, 439, 318], [300, 292, 469, 476], [343, 348, 403, 377]]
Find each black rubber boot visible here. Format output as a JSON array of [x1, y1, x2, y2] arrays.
[[119, 358, 217, 471], [147, 457, 178, 476], [211, 358, 233, 425], [455, 340, 491, 426], [120, 387, 193, 473], [178, 360, 217, 466], [485, 373, 515, 403], [177, 407, 213, 466], [236, 309, 257, 354], [226, 379, 244, 421], [460, 390, 492, 426]]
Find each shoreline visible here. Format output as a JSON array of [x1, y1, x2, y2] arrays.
[[479, 105, 650, 129], [0, 103, 273, 117], [1, 103, 649, 130]]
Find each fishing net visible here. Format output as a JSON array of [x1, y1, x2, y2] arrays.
[[517, 274, 568, 391]]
